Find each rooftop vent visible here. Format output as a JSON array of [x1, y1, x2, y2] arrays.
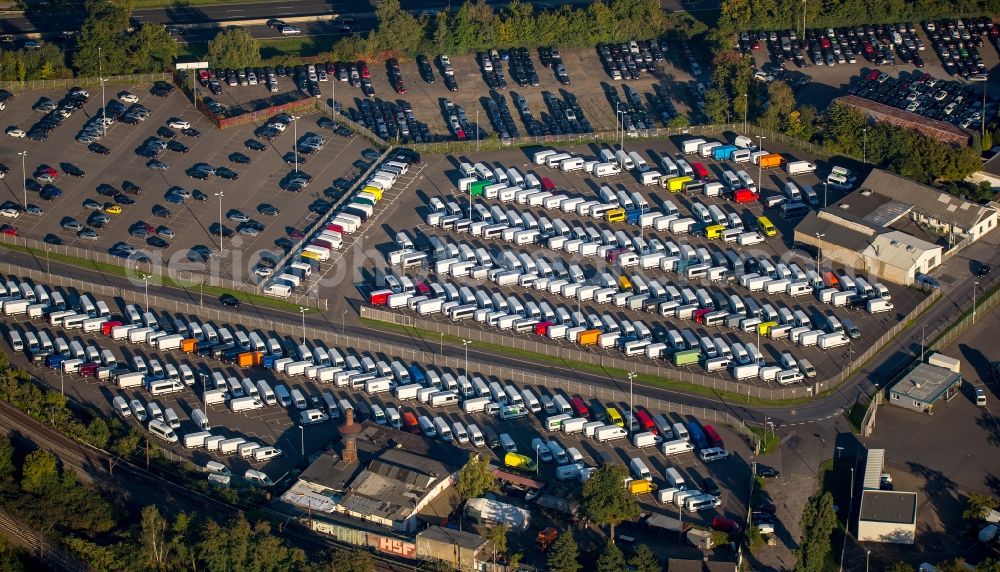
[[840, 203, 850, 209], [860, 189, 873, 196]]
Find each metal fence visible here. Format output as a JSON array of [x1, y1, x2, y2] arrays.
[[406, 122, 834, 161], [0, 234, 266, 297], [7, 265, 758, 445], [360, 291, 942, 403], [930, 282, 1000, 351], [0, 72, 170, 92]]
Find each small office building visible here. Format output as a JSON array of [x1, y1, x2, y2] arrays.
[[858, 490, 918, 544], [887, 361, 962, 414]]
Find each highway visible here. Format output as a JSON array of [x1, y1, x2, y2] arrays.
[[0, 0, 718, 37], [6, 244, 988, 428]]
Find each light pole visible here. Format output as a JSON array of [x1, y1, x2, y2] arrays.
[[866, 550, 871, 572], [627, 371, 636, 428], [823, 181, 829, 208], [200, 373, 208, 426], [342, 309, 347, 334], [214, 192, 224, 253], [476, 110, 480, 152], [755, 135, 767, 190], [60, 367, 64, 395], [462, 339, 471, 374], [299, 307, 307, 342], [299, 425, 305, 456], [45, 248, 50, 274], [814, 233, 825, 269], [439, 333, 443, 355], [973, 281, 980, 323], [921, 324, 927, 362], [292, 115, 300, 173], [742, 93, 748, 134], [142, 274, 150, 310], [839, 467, 855, 572], [17, 150, 26, 209], [862, 127, 868, 164], [836, 445, 844, 459], [98, 46, 107, 139]]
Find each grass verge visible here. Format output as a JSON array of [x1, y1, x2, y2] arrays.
[[258, 37, 333, 60], [359, 317, 821, 408], [845, 401, 867, 433], [0, 242, 318, 314], [749, 426, 779, 454]]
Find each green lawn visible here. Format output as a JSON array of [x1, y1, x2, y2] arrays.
[[0, 242, 319, 314], [749, 426, 779, 454], [359, 317, 821, 408], [258, 37, 333, 60]]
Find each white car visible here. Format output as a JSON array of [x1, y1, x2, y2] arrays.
[[266, 121, 286, 132], [119, 92, 139, 103], [0, 208, 19, 218], [5, 127, 24, 138], [167, 119, 191, 129], [281, 26, 301, 35]]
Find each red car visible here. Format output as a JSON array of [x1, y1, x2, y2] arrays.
[[289, 229, 305, 240], [866, 69, 880, 81], [712, 516, 740, 533], [0, 224, 17, 236], [358, 61, 370, 79]]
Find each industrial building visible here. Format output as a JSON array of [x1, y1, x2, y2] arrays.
[[856, 449, 918, 544], [887, 353, 963, 414], [281, 411, 467, 532], [794, 186, 943, 285]]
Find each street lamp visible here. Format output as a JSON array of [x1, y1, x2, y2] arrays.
[[839, 467, 855, 572], [291, 115, 300, 173], [299, 307, 307, 342], [342, 309, 347, 334], [755, 135, 767, 190], [742, 93, 748, 134], [142, 274, 150, 310], [823, 181, 829, 208], [814, 233, 825, 269], [299, 425, 305, 456], [98, 46, 107, 139], [973, 281, 980, 323], [17, 150, 26, 209], [921, 324, 927, 362], [476, 110, 480, 152], [866, 550, 871, 572], [214, 192, 224, 253], [627, 371, 636, 428], [862, 127, 868, 164], [462, 339, 471, 375]]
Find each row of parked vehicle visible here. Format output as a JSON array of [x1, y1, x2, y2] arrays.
[[597, 40, 668, 80], [924, 18, 994, 80], [849, 70, 990, 129]]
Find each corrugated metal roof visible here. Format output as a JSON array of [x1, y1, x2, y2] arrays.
[[863, 449, 885, 490]]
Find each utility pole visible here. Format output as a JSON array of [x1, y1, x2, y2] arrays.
[[973, 281, 980, 323], [462, 339, 471, 374], [98, 46, 107, 139], [627, 371, 636, 427], [476, 110, 480, 152], [862, 127, 868, 164], [743, 93, 748, 134], [17, 150, 26, 209], [299, 307, 307, 341], [755, 135, 767, 190], [292, 116, 299, 173], [815, 233, 825, 269]]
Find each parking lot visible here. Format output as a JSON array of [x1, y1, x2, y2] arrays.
[[0, 82, 380, 286], [345, 138, 925, 387], [0, 276, 759, 557]]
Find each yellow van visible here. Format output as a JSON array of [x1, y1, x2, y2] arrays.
[[757, 321, 778, 336], [705, 224, 725, 239], [362, 186, 384, 200], [618, 275, 633, 292], [606, 407, 624, 428], [301, 250, 322, 261], [757, 215, 777, 237], [666, 176, 693, 193], [604, 208, 626, 223]]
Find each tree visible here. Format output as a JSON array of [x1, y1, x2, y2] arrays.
[[432, 11, 451, 53], [964, 493, 999, 521], [628, 544, 659, 572], [129, 23, 179, 73], [141, 505, 168, 570], [0, 434, 14, 485], [760, 80, 795, 131], [547, 530, 580, 572], [208, 28, 261, 70], [73, 0, 131, 76], [374, 0, 424, 55], [330, 548, 374, 572], [581, 464, 639, 538], [704, 88, 731, 124], [886, 563, 915, 572], [21, 450, 59, 495], [457, 453, 497, 501], [795, 492, 837, 572], [596, 540, 626, 572], [487, 524, 508, 556]]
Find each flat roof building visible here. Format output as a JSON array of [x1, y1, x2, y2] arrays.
[[887, 361, 962, 413], [858, 490, 918, 544]]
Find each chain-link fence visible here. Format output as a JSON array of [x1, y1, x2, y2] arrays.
[[930, 282, 1000, 350], [0, 234, 265, 296], [361, 291, 941, 403], [0, 72, 170, 92], [406, 122, 835, 161]]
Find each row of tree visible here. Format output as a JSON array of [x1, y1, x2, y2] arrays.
[[73, 0, 177, 76], [331, 0, 702, 61], [714, 0, 998, 44]]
